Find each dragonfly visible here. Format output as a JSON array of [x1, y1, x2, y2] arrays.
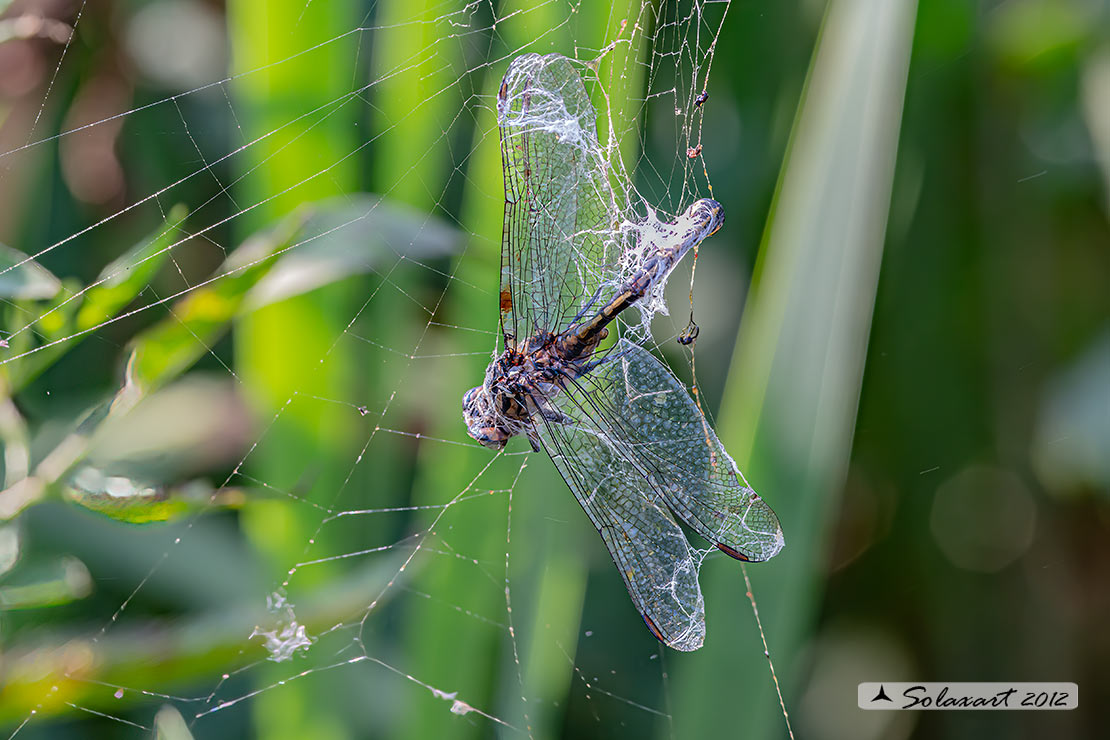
[[462, 53, 783, 651]]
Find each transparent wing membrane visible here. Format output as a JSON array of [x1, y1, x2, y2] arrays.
[[498, 54, 619, 349], [535, 405, 707, 651], [558, 341, 784, 563]]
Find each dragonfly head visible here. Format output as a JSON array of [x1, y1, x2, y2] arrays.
[[462, 385, 510, 450], [687, 198, 725, 238]]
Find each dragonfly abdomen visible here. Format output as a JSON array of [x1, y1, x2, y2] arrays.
[[555, 198, 724, 360]]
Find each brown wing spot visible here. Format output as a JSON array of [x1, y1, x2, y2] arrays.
[[642, 613, 667, 644], [716, 542, 752, 562], [498, 79, 508, 102], [500, 290, 513, 313]]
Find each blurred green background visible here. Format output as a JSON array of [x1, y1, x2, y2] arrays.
[[0, 0, 1107, 738]]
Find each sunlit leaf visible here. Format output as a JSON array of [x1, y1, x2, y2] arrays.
[[3, 203, 187, 392], [64, 474, 246, 524], [125, 212, 307, 394], [88, 376, 253, 481], [0, 243, 61, 300], [0, 545, 415, 722], [76, 203, 190, 330], [246, 194, 462, 310], [3, 278, 83, 392]]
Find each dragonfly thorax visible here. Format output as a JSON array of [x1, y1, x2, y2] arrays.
[[462, 354, 533, 450], [462, 343, 577, 451], [461, 382, 516, 450]]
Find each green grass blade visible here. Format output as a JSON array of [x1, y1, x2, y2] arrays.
[[154, 705, 196, 740], [225, 1, 362, 737], [368, 1, 502, 736], [393, 6, 652, 736], [669, 1, 918, 737]]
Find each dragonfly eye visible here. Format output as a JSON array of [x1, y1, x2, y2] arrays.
[[462, 385, 485, 411], [462, 386, 489, 429]]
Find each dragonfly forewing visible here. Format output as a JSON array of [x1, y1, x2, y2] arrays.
[[498, 53, 618, 349]]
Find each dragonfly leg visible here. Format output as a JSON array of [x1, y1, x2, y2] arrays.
[[525, 387, 574, 430], [525, 427, 541, 452], [574, 343, 636, 377]]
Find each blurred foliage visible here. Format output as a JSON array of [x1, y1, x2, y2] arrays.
[[0, 0, 1107, 739]]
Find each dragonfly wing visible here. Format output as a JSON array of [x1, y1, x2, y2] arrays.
[[532, 395, 707, 651], [498, 53, 618, 350], [559, 340, 785, 563]]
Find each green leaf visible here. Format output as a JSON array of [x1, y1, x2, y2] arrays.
[[63, 475, 246, 524], [987, 0, 1095, 71], [0, 544, 415, 723], [0, 243, 61, 300], [89, 376, 252, 478], [127, 194, 463, 395], [245, 194, 462, 310], [0, 524, 20, 577], [60, 375, 254, 524], [76, 203, 189, 330], [3, 278, 83, 392], [125, 210, 306, 394], [0, 555, 91, 610], [2, 203, 187, 392]]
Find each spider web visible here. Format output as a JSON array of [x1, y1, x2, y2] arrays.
[[0, 1, 787, 736]]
